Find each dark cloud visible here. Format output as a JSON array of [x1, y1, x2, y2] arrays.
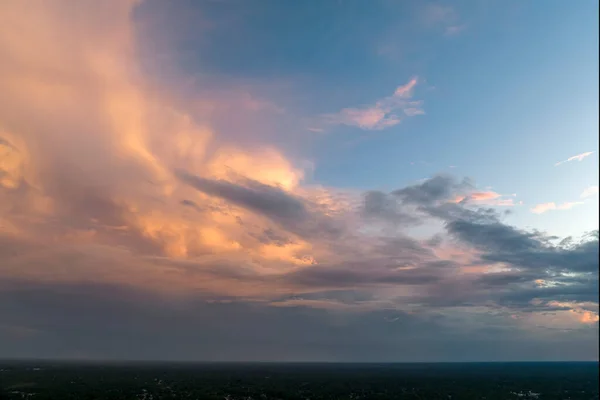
[[175, 170, 308, 221], [362, 190, 419, 224], [392, 174, 597, 268], [446, 219, 547, 254], [374, 175, 599, 318], [497, 279, 599, 308], [481, 243, 599, 274], [1, 280, 596, 362], [273, 289, 377, 305], [180, 199, 204, 212], [175, 169, 343, 239], [1, 174, 598, 361], [372, 236, 436, 263], [251, 228, 294, 246], [426, 233, 444, 247], [278, 233, 457, 290], [475, 271, 541, 286], [440, 206, 598, 275], [393, 174, 471, 205], [425, 202, 499, 223], [284, 262, 442, 288]]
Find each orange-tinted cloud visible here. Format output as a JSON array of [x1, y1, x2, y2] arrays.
[[530, 201, 584, 214], [451, 191, 519, 207], [470, 191, 501, 201], [0, 1, 596, 345], [0, 0, 319, 294], [544, 301, 600, 325], [578, 311, 600, 324]]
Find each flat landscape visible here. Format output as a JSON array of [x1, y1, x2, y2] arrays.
[[0, 362, 598, 400]]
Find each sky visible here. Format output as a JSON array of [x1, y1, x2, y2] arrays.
[[0, 0, 598, 362]]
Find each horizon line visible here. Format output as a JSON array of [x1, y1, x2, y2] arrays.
[[1, 358, 598, 365]]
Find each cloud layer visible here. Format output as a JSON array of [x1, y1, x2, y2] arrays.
[[0, 0, 597, 361]]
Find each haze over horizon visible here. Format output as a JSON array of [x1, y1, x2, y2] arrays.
[[0, 0, 598, 362]]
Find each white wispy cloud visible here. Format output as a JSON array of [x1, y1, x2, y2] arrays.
[[422, 4, 466, 37], [423, 4, 456, 26], [445, 24, 467, 36], [554, 151, 595, 166], [581, 185, 599, 198]]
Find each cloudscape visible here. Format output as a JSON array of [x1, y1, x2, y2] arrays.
[[0, 0, 598, 362]]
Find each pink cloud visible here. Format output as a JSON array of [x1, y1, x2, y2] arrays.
[[451, 191, 519, 206], [531, 201, 584, 214], [470, 191, 501, 201], [496, 198, 522, 206], [337, 107, 400, 130], [322, 77, 423, 131], [394, 77, 418, 97]]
